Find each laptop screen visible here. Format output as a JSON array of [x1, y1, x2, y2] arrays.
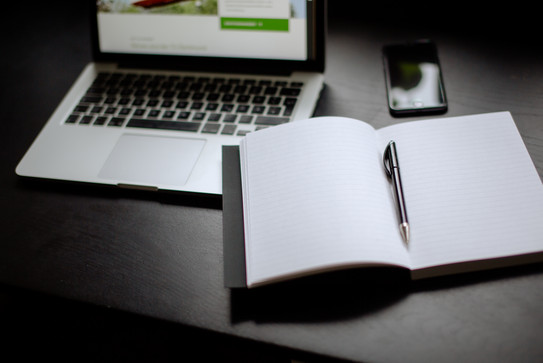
[[95, 0, 321, 64]]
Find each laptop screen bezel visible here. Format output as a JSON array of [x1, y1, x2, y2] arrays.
[[89, 0, 326, 74]]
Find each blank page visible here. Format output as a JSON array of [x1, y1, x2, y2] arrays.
[[240, 117, 410, 287], [377, 112, 543, 272]]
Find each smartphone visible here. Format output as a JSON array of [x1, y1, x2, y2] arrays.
[[383, 40, 447, 117]]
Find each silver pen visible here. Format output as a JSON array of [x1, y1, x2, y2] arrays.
[[383, 141, 410, 244]]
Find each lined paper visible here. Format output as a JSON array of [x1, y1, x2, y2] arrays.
[[240, 117, 410, 286], [377, 112, 543, 272], [238, 112, 543, 286]]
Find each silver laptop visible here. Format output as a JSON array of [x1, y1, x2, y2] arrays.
[[16, 0, 325, 195]]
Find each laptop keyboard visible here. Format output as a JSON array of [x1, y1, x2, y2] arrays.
[[64, 71, 303, 137]]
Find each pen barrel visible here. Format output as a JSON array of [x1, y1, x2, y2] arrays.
[[391, 167, 408, 224]]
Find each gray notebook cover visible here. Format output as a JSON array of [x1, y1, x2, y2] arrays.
[[222, 145, 247, 288]]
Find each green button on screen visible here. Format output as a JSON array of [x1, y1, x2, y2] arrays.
[[221, 18, 289, 31]]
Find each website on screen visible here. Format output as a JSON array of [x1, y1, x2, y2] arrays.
[[97, 0, 308, 60]]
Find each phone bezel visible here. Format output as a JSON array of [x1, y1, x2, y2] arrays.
[[383, 41, 447, 117]]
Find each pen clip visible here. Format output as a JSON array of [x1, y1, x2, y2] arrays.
[[383, 141, 393, 178]]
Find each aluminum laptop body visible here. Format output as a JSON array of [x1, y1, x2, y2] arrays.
[[16, 0, 326, 195]]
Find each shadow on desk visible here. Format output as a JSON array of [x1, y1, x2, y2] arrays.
[[0, 284, 302, 363], [229, 262, 543, 324], [230, 267, 411, 323], [16, 177, 223, 210]]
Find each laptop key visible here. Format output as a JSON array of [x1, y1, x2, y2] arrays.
[[192, 112, 206, 121], [284, 97, 297, 106], [176, 101, 189, 109], [267, 107, 281, 115], [264, 86, 278, 95], [237, 95, 250, 103], [191, 102, 204, 110], [148, 110, 160, 118], [283, 106, 294, 117], [280, 88, 301, 96], [255, 116, 289, 126], [192, 92, 205, 100], [252, 105, 265, 114], [108, 117, 125, 127], [163, 110, 175, 118], [81, 96, 102, 103], [221, 104, 234, 112], [87, 87, 105, 95], [206, 103, 219, 111], [94, 116, 108, 126], [223, 114, 237, 123], [177, 111, 191, 120], [221, 124, 237, 135], [80, 115, 94, 125], [268, 97, 281, 105], [222, 94, 235, 102], [132, 98, 145, 106], [239, 115, 254, 124], [236, 105, 250, 113], [236, 129, 251, 137], [66, 114, 79, 124], [202, 123, 221, 134], [207, 93, 220, 101], [252, 96, 265, 104], [207, 113, 221, 122], [127, 118, 200, 132]]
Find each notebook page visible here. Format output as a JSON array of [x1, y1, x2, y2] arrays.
[[377, 112, 543, 271], [240, 117, 410, 287]]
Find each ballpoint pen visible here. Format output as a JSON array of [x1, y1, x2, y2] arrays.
[[383, 141, 410, 244]]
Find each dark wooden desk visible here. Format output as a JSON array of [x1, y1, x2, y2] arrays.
[[2, 2, 542, 362]]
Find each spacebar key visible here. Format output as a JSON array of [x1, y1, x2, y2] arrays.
[[127, 118, 200, 132]]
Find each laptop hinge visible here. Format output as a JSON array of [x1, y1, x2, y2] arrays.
[[115, 61, 293, 77]]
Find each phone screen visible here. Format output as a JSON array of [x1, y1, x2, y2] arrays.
[[383, 41, 447, 116]]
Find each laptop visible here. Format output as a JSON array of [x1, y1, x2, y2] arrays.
[[16, 0, 325, 195]]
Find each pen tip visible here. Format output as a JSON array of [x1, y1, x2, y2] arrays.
[[400, 223, 410, 244]]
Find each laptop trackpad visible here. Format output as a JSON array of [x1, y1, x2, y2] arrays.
[[99, 134, 205, 188]]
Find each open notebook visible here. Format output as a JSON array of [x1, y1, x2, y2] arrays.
[[16, 0, 325, 195], [223, 112, 543, 287]]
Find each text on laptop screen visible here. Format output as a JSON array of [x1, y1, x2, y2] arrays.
[[96, 0, 311, 61]]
